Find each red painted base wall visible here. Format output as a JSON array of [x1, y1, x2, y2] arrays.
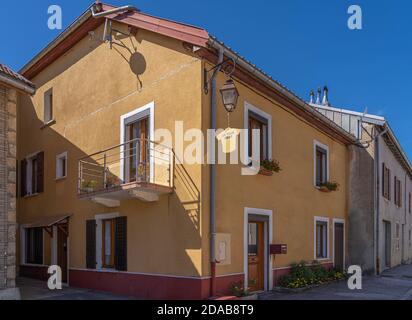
[[69, 269, 244, 300], [19, 265, 49, 281]]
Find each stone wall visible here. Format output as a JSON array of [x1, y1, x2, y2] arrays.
[[0, 85, 17, 292], [347, 126, 376, 274]]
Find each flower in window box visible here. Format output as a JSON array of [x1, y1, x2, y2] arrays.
[[259, 159, 281, 176], [319, 181, 339, 192]]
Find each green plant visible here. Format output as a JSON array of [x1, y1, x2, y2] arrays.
[[229, 279, 256, 297], [105, 174, 120, 187], [278, 261, 346, 289], [81, 180, 98, 191], [319, 181, 339, 192], [260, 159, 281, 173]]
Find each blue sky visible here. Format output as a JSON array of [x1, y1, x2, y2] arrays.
[[1, 0, 411, 159]]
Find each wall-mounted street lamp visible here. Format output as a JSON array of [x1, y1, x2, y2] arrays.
[[220, 79, 239, 113]]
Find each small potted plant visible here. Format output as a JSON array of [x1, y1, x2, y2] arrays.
[[105, 174, 120, 188], [259, 159, 281, 176], [81, 180, 98, 193], [229, 279, 257, 300], [319, 181, 339, 193]]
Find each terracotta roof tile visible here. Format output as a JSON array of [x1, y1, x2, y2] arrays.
[[0, 63, 35, 89]]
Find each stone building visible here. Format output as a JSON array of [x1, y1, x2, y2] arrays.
[[311, 88, 412, 274], [0, 64, 35, 299]]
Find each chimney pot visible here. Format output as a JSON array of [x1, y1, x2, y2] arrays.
[[309, 90, 315, 104], [316, 87, 321, 105], [322, 85, 330, 106]]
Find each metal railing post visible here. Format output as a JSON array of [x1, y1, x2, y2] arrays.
[[103, 152, 107, 189], [78, 160, 82, 194]]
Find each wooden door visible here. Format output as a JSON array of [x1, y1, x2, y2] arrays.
[[57, 226, 68, 283], [384, 221, 391, 268], [334, 223, 344, 271], [248, 221, 265, 292], [125, 117, 149, 182]]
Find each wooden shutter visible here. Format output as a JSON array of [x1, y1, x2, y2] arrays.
[[115, 216, 127, 271], [388, 169, 391, 201], [36, 151, 44, 193], [86, 220, 96, 269], [20, 159, 27, 197]]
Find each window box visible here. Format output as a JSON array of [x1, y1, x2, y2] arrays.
[[258, 159, 281, 176], [317, 181, 339, 193], [258, 168, 274, 176]]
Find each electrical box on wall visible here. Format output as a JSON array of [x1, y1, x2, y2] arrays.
[[215, 233, 231, 266]]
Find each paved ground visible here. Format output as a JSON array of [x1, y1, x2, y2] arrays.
[[17, 264, 412, 300], [18, 277, 135, 300], [260, 264, 412, 300]]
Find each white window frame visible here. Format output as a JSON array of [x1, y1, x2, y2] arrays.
[[243, 207, 273, 292], [314, 216, 330, 261], [56, 151, 68, 180], [44, 88, 54, 124], [313, 140, 330, 187], [95, 212, 120, 270], [244, 101, 272, 164], [120, 102, 155, 183], [332, 218, 345, 268], [20, 225, 45, 266]]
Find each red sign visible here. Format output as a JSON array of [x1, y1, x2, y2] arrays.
[[270, 244, 287, 255]]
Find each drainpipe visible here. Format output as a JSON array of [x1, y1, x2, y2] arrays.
[[375, 126, 388, 275], [210, 48, 224, 298]]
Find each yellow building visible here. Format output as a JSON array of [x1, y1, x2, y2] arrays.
[[17, 3, 355, 299]]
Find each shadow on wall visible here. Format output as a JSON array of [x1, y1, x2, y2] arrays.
[[17, 84, 202, 278], [348, 142, 375, 273]]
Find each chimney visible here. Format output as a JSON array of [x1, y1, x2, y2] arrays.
[[94, 0, 103, 12], [316, 87, 321, 105], [322, 86, 330, 106], [309, 90, 315, 104]]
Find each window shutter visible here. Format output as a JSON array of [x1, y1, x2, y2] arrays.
[[86, 220, 96, 269], [20, 159, 27, 197], [36, 151, 45, 193], [388, 169, 391, 201], [382, 163, 385, 198], [115, 216, 127, 271]]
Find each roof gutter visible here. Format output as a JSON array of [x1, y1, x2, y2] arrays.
[[382, 122, 412, 177], [0, 74, 35, 95], [207, 37, 357, 145]]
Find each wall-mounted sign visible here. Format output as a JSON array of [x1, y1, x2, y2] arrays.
[[270, 244, 287, 255], [216, 128, 240, 154]]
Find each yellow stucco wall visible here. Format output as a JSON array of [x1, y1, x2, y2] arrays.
[[17, 21, 349, 281], [17, 23, 204, 277], [201, 62, 349, 277]]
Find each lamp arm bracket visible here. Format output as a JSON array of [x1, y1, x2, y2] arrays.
[[204, 57, 236, 94]]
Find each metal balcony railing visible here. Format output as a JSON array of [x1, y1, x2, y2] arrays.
[[78, 138, 174, 195]]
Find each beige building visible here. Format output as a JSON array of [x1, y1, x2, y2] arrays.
[[0, 64, 35, 299]]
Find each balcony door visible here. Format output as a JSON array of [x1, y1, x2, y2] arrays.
[[124, 117, 149, 183]]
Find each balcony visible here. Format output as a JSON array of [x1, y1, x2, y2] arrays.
[[78, 138, 174, 207]]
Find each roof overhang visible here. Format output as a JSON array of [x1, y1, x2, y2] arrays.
[[24, 214, 71, 229], [379, 123, 412, 178], [198, 39, 357, 145], [19, 3, 209, 80], [18, 3, 358, 145], [0, 73, 35, 95]]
